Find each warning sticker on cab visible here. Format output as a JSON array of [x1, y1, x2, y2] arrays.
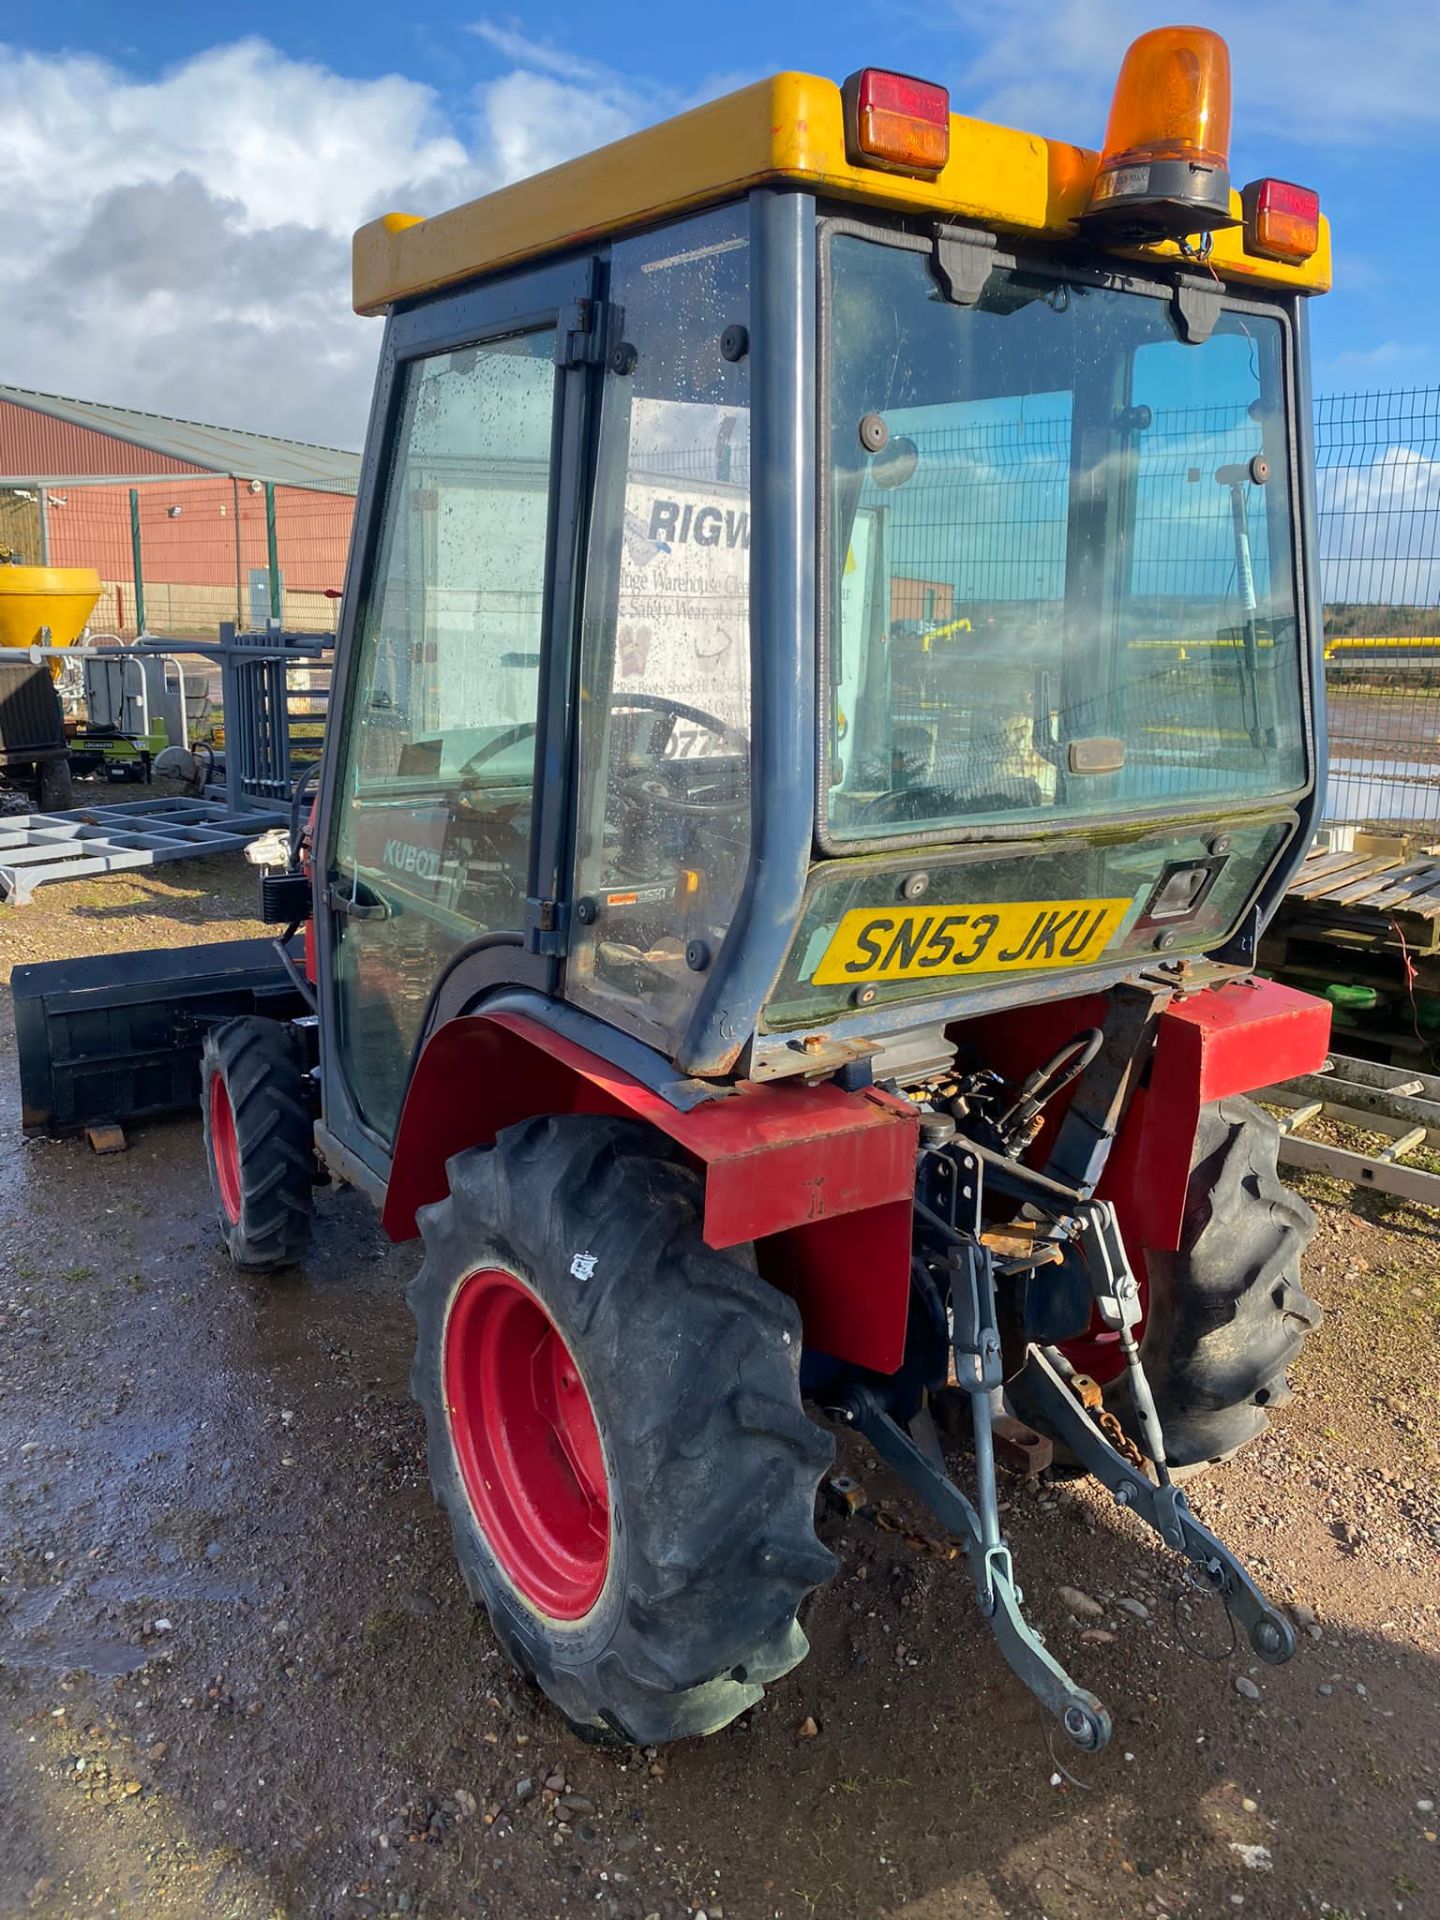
[[811, 897, 1132, 986]]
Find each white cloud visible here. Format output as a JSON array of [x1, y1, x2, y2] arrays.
[[0, 27, 756, 450], [0, 35, 652, 449], [4, 8, 1432, 456], [1320, 445, 1440, 604], [468, 20, 751, 179], [468, 18, 627, 90], [477, 70, 637, 182], [1322, 342, 1416, 375]]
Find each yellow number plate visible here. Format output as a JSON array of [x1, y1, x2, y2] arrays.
[[812, 897, 1132, 986]]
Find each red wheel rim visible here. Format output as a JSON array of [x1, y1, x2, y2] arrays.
[[444, 1268, 610, 1619], [209, 1073, 242, 1225]]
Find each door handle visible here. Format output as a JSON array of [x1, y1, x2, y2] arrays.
[[327, 878, 391, 922]]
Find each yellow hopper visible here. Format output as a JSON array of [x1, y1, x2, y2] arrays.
[[0, 565, 102, 655]]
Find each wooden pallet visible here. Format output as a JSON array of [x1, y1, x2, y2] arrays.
[[1275, 843, 1440, 953], [1259, 844, 1440, 1070]]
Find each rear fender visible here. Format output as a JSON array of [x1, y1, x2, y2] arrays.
[[382, 1010, 919, 1372], [969, 976, 1331, 1252], [1102, 977, 1332, 1253], [968, 976, 1332, 1377]]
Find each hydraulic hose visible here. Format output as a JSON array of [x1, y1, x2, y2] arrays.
[[997, 1027, 1104, 1140]]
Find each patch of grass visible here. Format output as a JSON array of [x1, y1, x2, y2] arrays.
[[362, 1606, 412, 1656], [61, 1264, 94, 1283]]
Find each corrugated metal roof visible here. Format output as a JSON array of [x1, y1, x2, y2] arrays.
[[0, 385, 360, 493], [0, 397, 209, 481]]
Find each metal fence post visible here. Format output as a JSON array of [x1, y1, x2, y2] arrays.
[[265, 481, 282, 623], [128, 488, 146, 636], [231, 476, 243, 627]]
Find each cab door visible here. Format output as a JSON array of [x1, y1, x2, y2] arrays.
[[317, 258, 595, 1171]]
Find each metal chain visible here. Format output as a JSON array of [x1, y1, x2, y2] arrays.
[[1066, 1370, 1152, 1476], [1095, 1405, 1151, 1476], [872, 1505, 961, 1564]]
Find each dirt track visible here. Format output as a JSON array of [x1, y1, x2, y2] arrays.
[[2, 856, 1438, 1920]]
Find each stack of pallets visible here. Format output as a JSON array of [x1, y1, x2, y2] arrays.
[[1261, 844, 1440, 1064]]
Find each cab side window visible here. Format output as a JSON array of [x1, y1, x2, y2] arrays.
[[569, 207, 752, 1049], [329, 331, 558, 1137]]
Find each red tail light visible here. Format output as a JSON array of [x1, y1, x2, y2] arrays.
[[1241, 178, 1321, 263], [842, 69, 950, 177]]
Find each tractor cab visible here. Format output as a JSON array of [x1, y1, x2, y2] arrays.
[[284, 30, 1334, 1751], [319, 37, 1328, 1169]]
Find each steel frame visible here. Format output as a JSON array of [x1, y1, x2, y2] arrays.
[[0, 797, 286, 904], [1261, 1052, 1440, 1206]]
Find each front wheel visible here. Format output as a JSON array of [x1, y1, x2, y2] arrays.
[[200, 1017, 314, 1271], [409, 1115, 836, 1745]]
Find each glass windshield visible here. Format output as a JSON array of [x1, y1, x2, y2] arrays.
[[825, 232, 1308, 843]]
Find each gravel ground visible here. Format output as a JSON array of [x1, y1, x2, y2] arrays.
[[1, 855, 1438, 1920]]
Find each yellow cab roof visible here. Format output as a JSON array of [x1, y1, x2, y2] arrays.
[[352, 70, 1331, 316]]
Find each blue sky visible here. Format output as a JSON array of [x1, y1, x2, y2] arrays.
[[2, 3, 1436, 446]]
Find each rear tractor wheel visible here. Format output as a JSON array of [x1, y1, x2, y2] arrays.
[[409, 1115, 836, 1745], [1110, 1094, 1322, 1471], [200, 1017, 314, 1270], [36, 756, 72, 812]]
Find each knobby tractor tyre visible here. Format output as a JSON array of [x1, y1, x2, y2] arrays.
[[199, 1017, 314, 1271], [36, 757, 72, 812], [408, 1115, 837, 1745], [1110, 1094, 1322, 1471]]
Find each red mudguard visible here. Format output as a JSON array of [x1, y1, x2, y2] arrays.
[[381, 980, 1329, 1379], [971, 976, 1332, 1378], [382, 1010, 920, 1371]]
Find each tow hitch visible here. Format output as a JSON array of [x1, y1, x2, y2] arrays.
[[1022, 1346, 1295, 1665], [833, 1381, 1114, 1752], [829, 1137, 1296, 1749]]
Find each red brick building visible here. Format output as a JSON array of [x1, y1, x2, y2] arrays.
[[0, 385, 358, 636]]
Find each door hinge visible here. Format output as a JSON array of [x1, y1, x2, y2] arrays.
[[933, 225, 1004, 308], [560, 299, 622, 369], [526, 896, 571, 956], [1171, 273, 1223, 345]]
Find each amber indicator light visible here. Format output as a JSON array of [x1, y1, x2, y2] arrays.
[[1098, 25, 1232, 173], [842, 68, 950, 177], [1083, 25, 1237, 235], [1241, 178, 1321, 263]]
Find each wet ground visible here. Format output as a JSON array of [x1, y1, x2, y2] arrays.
[[2, 857, 1439, 1920]]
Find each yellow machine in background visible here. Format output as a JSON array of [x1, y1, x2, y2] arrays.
[[0, 562, 102, 668]]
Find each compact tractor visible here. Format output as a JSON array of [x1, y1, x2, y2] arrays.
[[19, 29, 1336, 1751]]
